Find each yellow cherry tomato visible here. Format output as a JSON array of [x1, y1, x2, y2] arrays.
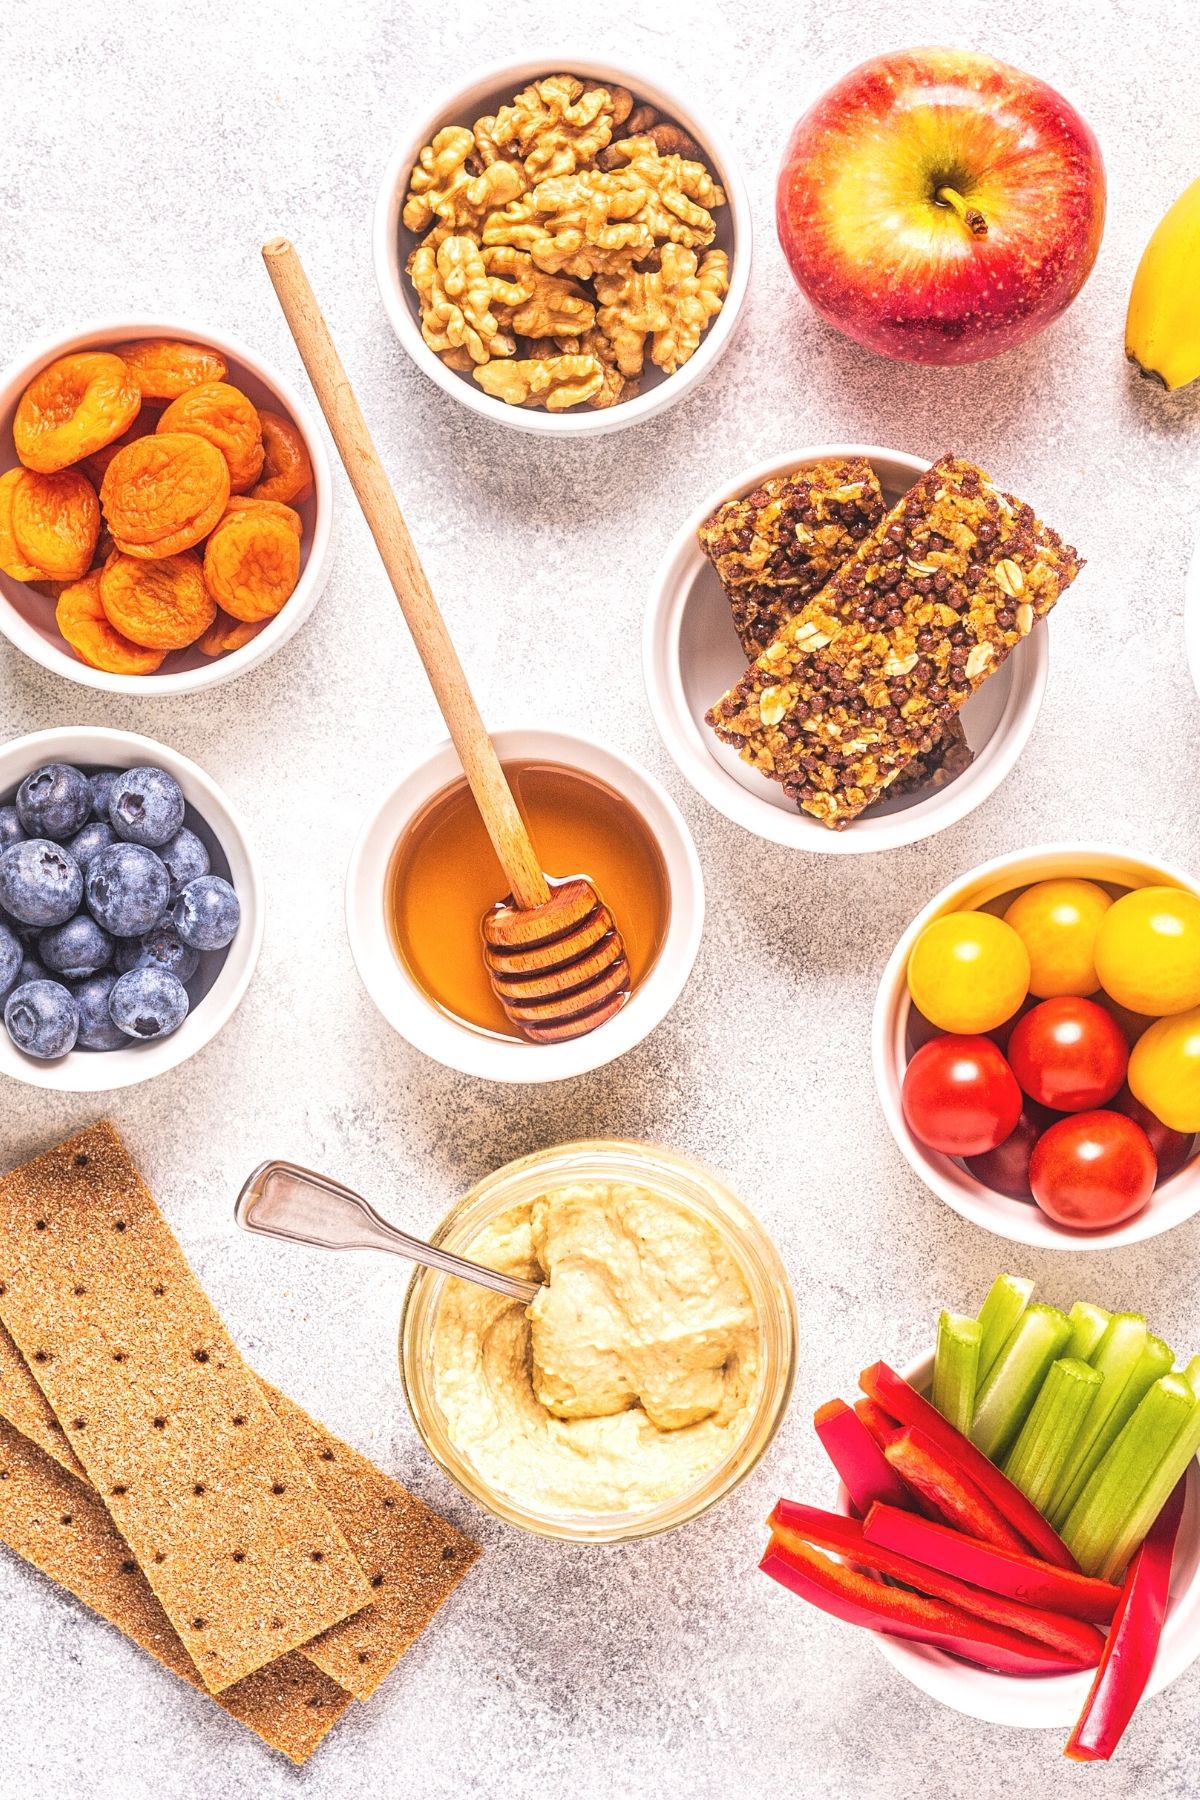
[[907, 910, 1030, 1035], [1094, 887, 1200, 1017], [1128, 1006, 1200, 1132], [1003, 878, 1112, 998]]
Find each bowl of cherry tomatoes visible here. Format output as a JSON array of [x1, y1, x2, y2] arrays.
[[873, 845, 1200, 1249]]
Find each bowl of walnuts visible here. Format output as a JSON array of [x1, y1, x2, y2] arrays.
[[374, 56, 751, 435], [0, 318, 333, 695]]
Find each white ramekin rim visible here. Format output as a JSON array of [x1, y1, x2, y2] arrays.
[[372, 52, 752, 438], [643, 445, 1049, 854], [872, 842, 1200, 1249], [0, 725, 263, 1091], [0, 316, 333, 696], [345, 726, 704, 1082]]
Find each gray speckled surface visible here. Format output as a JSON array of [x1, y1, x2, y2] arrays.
[[2, 1, 1200, 1794]]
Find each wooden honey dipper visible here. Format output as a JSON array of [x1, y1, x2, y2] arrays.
[[262, 237, 630, 1044]]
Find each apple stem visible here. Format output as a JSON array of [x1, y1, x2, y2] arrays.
[[936, 186, 988, 238]]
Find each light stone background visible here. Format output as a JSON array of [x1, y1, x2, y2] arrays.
[[2, 1, 1199, 1795]]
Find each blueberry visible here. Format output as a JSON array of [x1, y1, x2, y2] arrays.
[[158, 825, 210, 898], [15, 952, 50, 987], [108, 767, 185, 848], [85, 843, 170, 937], [73, 971, 126, 1050], [108, 965, 189, 1040], [65, 818, 117, 872], [15, 763, 92, 842], [90, 769, 122, 821], [4, 979, 79, 1058], [0, 918, 21, 997], [0, 804, 24, 851], [115, 919, 198, 983], [39, 913, 114, 981], [172, 875, 240, 951], [0, 839, 83, 927]]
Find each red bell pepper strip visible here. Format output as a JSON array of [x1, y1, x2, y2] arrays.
[[814, 1399, 911, 1515], [759, 1533, 1092, 1676], [863, 1503, 1121, 1624], [1065, 1477, 1187, 1762], [883, 1427, 1028, 1554], [855, 1397, 902, 1448], [768, 1502, 1104, 1665], [860, 1360, 1079, 1570]]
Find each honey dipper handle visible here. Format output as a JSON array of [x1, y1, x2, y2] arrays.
[[261, 235, 550, 911]]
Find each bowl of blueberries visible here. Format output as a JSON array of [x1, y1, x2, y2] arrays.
[[0, 727, 262, 1090]]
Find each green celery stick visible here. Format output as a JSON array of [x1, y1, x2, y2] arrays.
[[1051, 1328, 1173, 1525], [971, 1304, 1072, 1461], [1062, 1375, 1199, 1577], [1181, 1355, 1200, 1400], [1046, 1314, 1147, 1525], [1066, 1300, 1111, 1365], [933, 1311, 982, 1436], [1002, 1357, 1103, 1514], [976, 1274, 1036, 1382], [1096, 1398, 1200, 1583]]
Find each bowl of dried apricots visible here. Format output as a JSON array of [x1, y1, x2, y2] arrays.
[[0, 320, 332, 693]]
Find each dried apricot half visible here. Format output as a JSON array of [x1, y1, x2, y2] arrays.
[[10, 468, 100, 581], [221, 495, 303, 538], [115, 339, 228, 401], [83, 408, 162, 486], [202, 509, 300, 622], [0, 469, 47, 580], [56, 571, 166, 676], [197, 610, 267, 656], [158, 382, 264, 493], [100, 432, 230, 558], [13, 352, 141, 474], [251, 410, 313, 505], [99, 550, 215, 649]]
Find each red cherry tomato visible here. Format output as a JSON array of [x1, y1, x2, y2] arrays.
[[1111, 1085, 1195, 1185], [902, 1036, 1023, 1157], [964, 1103, 1057, 1200], [1007, 997, 1128, 1112], [1029, 1111, 1156, 1229]]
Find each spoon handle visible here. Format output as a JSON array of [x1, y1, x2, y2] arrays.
[[234, 1160, 541, 1305]]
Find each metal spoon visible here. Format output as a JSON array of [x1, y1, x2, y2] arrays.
[[234, 1160, 541, 1304]]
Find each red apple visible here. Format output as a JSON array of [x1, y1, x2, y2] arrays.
[[776, 47, 1106, 364]]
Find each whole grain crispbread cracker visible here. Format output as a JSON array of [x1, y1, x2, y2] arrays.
[[0, 1304, 481, 1704], [0, 1418, 353, 1765], [0, 1317, 84, 1479], [0, 1122, 373, 1693], [263, 1386, 479, 1701]]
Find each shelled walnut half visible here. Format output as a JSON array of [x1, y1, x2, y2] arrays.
[[401, 74, 731, 411]]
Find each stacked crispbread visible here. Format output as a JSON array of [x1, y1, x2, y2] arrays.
[[0, 1122, 479, 1764]]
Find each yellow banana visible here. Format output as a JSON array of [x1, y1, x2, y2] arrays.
[[1125, 176, 1200, 390]]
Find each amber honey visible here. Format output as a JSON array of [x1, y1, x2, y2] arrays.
[[387, 761, 671, 1040]]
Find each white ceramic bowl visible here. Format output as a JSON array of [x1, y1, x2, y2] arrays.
[[873, 843, 1200, 1249], [0, 318, 333, 695], [373, 54, 751, 437], [644, 447, 1050, 853], [346, 728, 703, 1082], [841, 1351, 1200, 1728], [0, 727, 263, 1091]]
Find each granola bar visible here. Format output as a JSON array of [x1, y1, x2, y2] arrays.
[[705, 456, 1082, 828], [697, 458, 886, 655], [887, 711, 974, 798]]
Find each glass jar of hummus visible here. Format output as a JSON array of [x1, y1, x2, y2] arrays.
[[399, 1139, 796, 1541]]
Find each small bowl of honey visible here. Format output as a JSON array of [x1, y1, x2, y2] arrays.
[[346, 729, 705, 1081]]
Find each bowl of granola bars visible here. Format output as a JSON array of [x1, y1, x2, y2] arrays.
[[374, 57, 750, 435], [644, 449, 1080, 853]]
